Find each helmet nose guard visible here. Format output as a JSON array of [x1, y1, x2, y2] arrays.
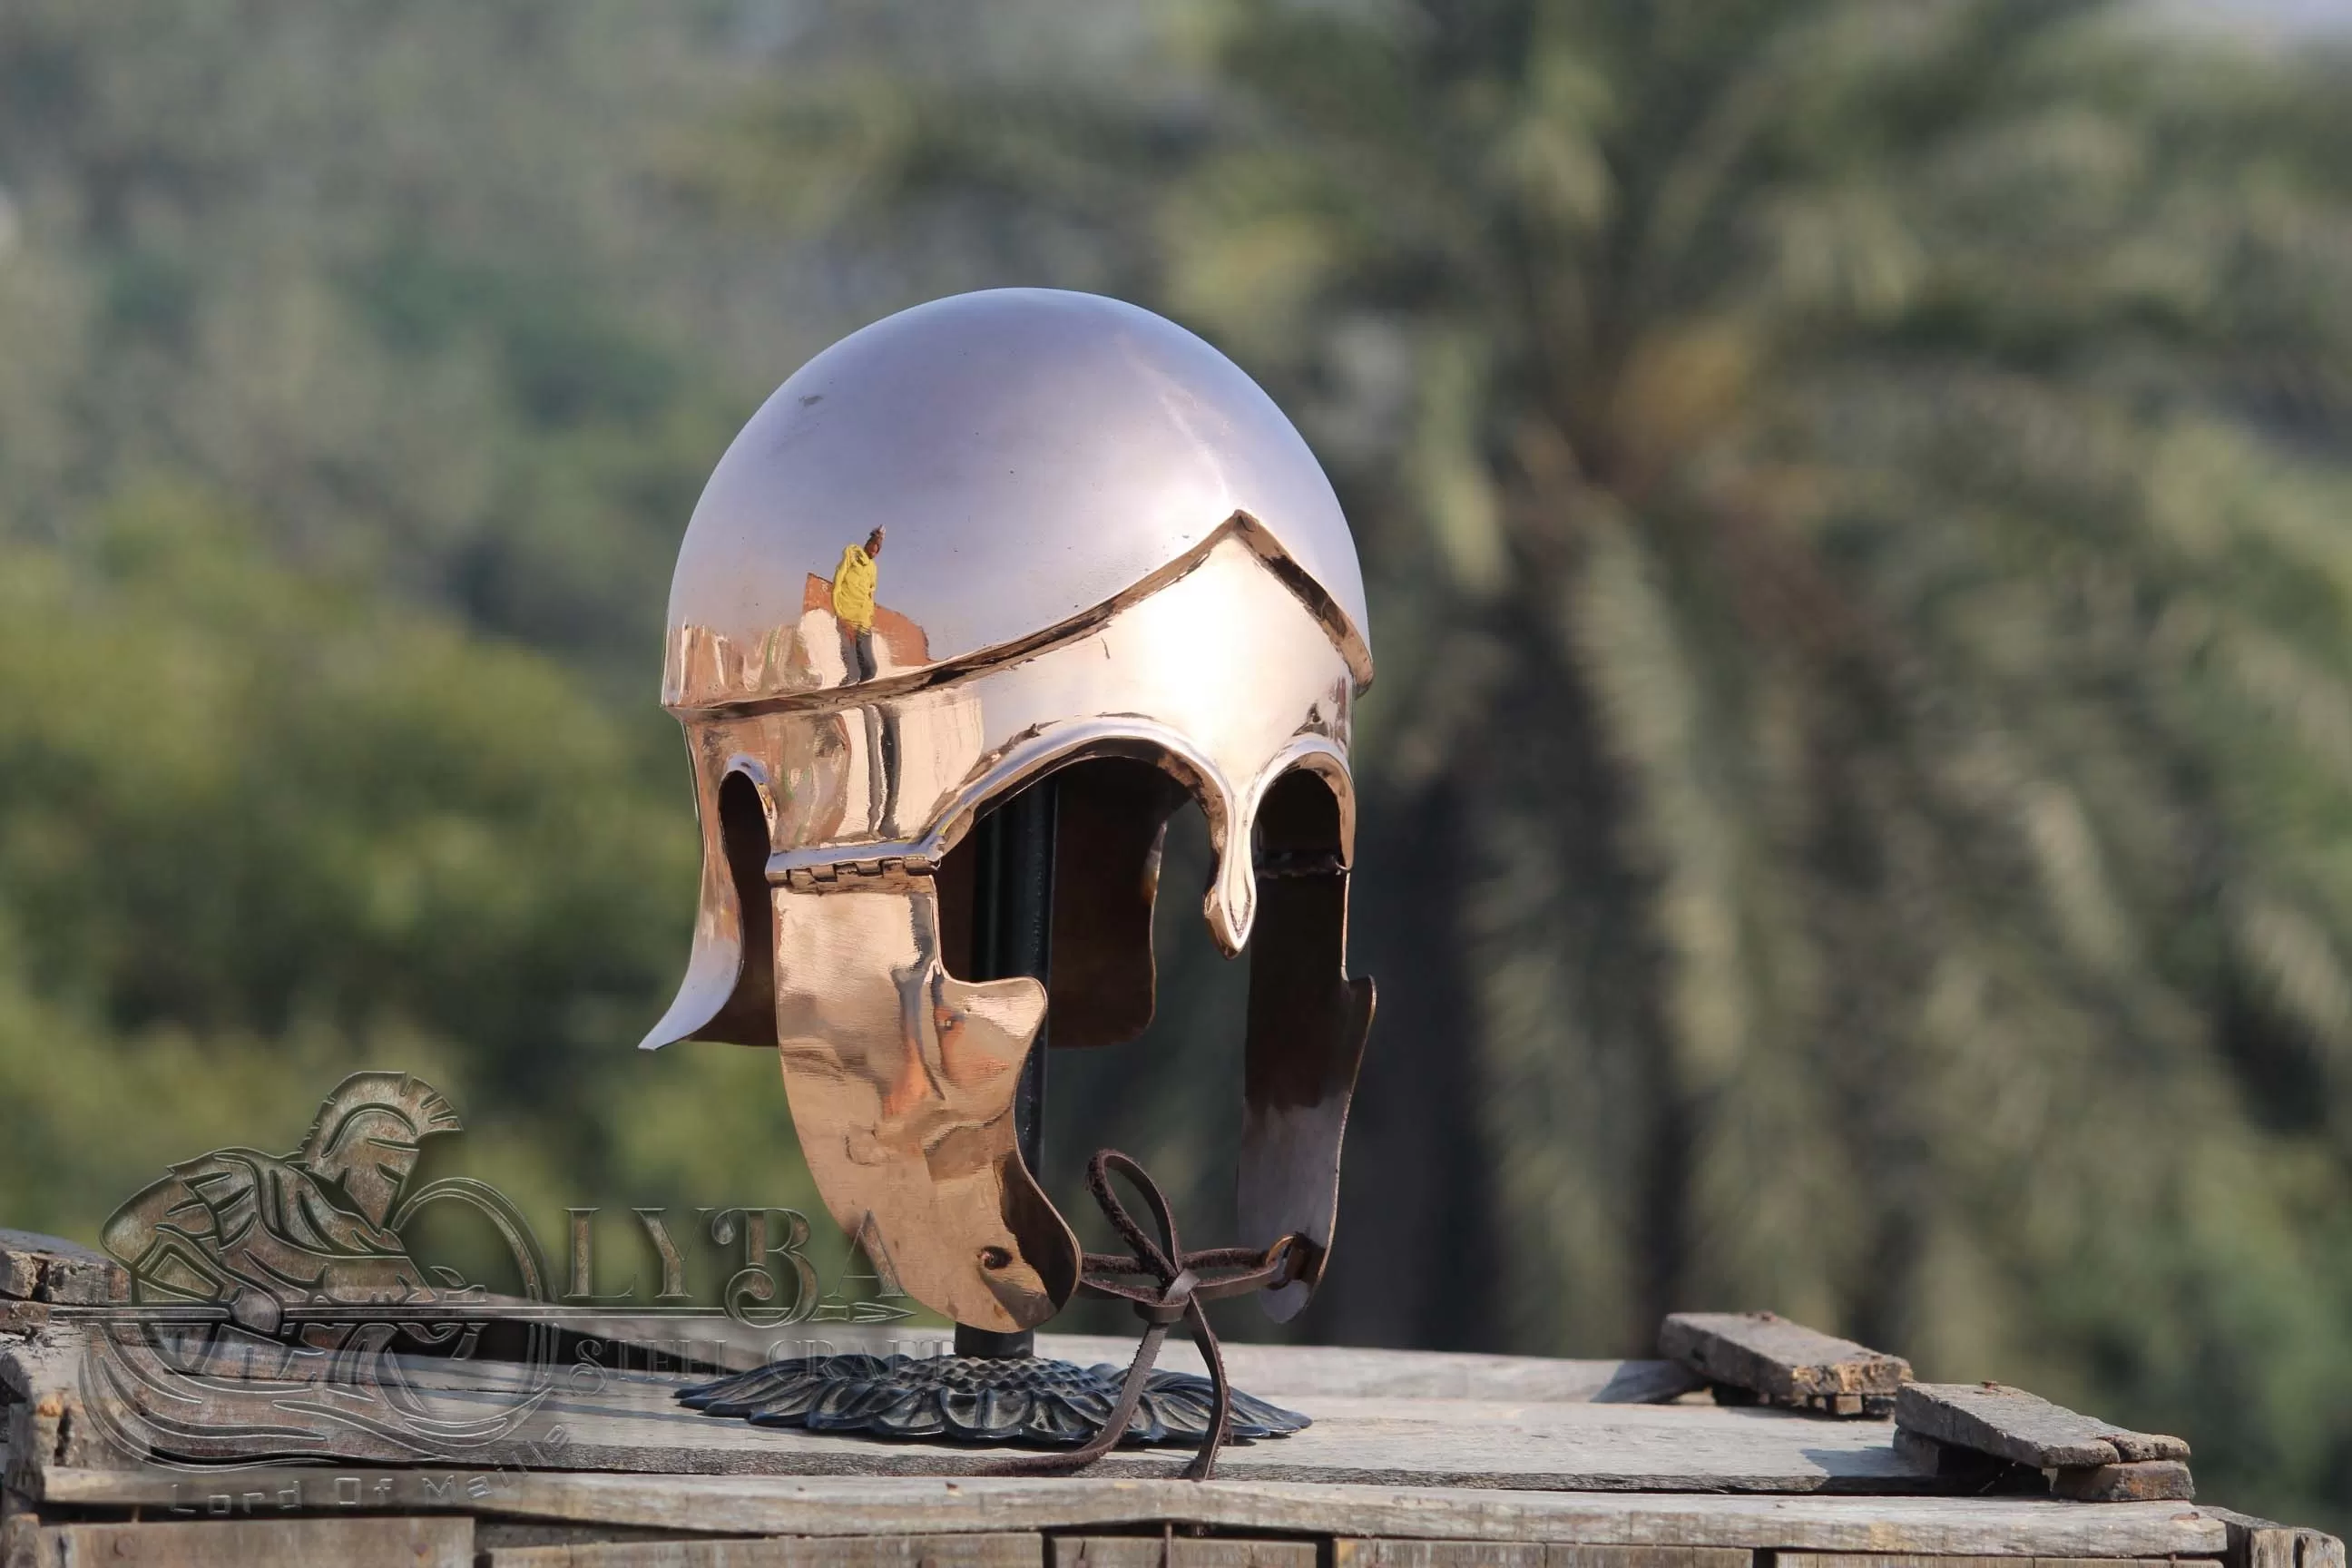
[[642, 289, 1374, 1332]]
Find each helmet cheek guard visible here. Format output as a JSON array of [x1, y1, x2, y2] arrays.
[[1240, 763, 1376, 1322], [642, 289, 1375, 1335]]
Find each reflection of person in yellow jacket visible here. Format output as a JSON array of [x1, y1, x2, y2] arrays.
[[832, 527, 884, 664], [831, 526, 898, 831]]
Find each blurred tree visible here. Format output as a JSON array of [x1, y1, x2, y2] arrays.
[[0, 482, 829, 1279], [0, 0, 848, 1312], [708, 0, 2352, 1519], [0, 0, 774, 681], [0, 486, 680, 1093]]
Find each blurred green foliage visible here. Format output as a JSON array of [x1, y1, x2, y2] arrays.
[[0, 0, 828, 1295], [2, 0, 2351, 1527], [0, 485, 834, 1248]]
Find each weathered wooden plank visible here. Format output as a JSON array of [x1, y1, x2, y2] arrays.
[[2050, 1463, 2193, 1504], [1894, 1422, 2194, 1504], [1659, 1315, 1910, 1406], [488, 1532, 1043, 1567], [0, 1252, 29, 1305], [0, 1230, 124, 1307], [34, 1465, 536, 1514], [1142, 1346, 1699, 1406], [28, 1344, 1931, 1492], [1055, 1535, 1315, 1568], [1334, 1541, 1547, 1568], [1775, 1556, 2183, 1568], [1553, 1548, 1751, 1568], [34, 1514, 471, 1566], [7, 1386, 113, 1492], [556, 1320, 1698, 1406], [0, 1326, 1696, 1489], [1, 1483, 32, 1568], [1338, 1548, 1743, 1568], [36, 1469, 2235, 1556], [477, 1522, 713, 1555], [1895, 1387, 2189, 1471], [503, 1371, 1920, 1491], [0, 1237, 49, 1303], [2208, 1508, 2348, 1568], [1036, 1342, 1697, 1406], [0, 1319, 84, 1406]]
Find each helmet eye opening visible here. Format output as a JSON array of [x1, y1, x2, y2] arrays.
[[1253, 766, 1347, 870], [934, 756, 1189, 1051], [703, 770, 779, 1046]]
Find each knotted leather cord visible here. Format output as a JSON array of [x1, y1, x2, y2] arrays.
[[983, 1149, 1308, 1480]]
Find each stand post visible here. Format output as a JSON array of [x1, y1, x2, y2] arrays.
[[954, 778, 1055, 1360]]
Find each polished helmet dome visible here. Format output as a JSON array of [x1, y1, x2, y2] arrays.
[[663, 288, 1369, 710]]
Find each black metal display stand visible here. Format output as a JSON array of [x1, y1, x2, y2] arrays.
[[953, 780, 1057, 1362]]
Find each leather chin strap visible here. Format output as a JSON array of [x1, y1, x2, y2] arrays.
[[985, 1150, 1308, 1481]]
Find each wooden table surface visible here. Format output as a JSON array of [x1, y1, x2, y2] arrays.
[[1, 1319, 2328, 1567]]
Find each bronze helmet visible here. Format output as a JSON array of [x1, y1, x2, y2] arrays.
[[643, 289, 1375, 1333]]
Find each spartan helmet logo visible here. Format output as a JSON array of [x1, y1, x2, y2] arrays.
[[301, 1072, 464, 1230], [642, 289, 1376, 1334]]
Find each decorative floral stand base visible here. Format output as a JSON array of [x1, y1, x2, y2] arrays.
[[676, 1353, 1310, 1447]]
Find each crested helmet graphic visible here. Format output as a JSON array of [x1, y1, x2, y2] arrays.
[[85, 1073, 556, 1466], [644, 288, 1376, 1334]]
